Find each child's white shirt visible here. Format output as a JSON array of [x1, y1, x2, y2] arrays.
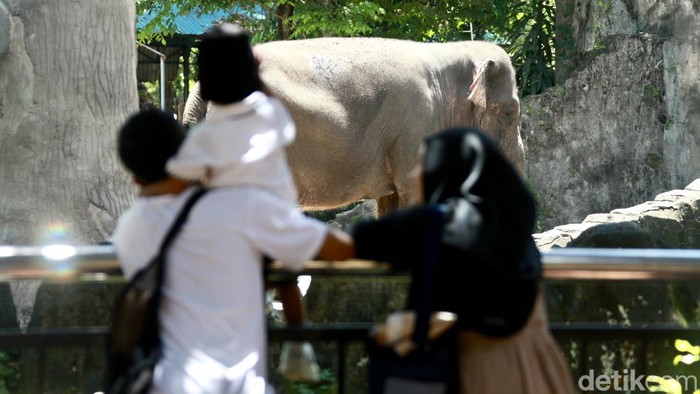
[[167, 91, 298, 204]]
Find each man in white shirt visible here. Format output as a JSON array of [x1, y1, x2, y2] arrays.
[[111, 109, 354, 393]]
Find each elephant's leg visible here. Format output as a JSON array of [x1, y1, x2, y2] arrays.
[[376, 192, 399, 217], [383, 123, 429, 214]]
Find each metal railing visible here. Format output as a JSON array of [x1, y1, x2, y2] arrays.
[[1, 246, 700, 392], [4, 245, 700, 280]]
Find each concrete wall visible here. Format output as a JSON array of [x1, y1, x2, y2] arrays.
[[524, 0, 700, 230]]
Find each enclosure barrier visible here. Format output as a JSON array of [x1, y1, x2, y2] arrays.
[[1, 246, 700, 392], [4, 245, 700, 280]]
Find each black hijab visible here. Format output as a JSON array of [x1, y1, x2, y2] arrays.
[[422, 127, 539, 276], [352, 127, 540, 336]]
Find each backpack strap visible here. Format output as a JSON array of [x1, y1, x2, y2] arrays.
[[155, 188, 209, 285]]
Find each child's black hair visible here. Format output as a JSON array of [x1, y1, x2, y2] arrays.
[[197, 23, 261, 104]]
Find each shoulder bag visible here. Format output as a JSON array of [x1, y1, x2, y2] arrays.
[[367, 205, 460, 394], [108, 188, 208, 394]]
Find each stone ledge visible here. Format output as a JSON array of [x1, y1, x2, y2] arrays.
[[534, 179, 700, 250]]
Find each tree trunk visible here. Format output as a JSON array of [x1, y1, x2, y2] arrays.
[[0, 4, 138, 387], [275, 3, 294, 40], [555, 0, 576, 83], [0, 0, 137, 246], [0, 1, 138, 390]]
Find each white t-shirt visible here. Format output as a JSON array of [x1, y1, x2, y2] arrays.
[[111, 186, 327, 394], [167, 91, 298, 205]]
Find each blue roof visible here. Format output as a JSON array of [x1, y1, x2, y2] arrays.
[[137, 5, 238, 36]]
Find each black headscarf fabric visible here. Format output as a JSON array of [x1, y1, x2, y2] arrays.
[[423, 128, 539, 275], [352, 127, 540, 336]]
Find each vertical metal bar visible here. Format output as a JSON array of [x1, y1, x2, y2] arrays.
[[640, 339, 648, 377], [39, 346, 45, 392], [337, 340, 345, 394], [581, 338, 588, 379], [160, 55, 166, 111], [183, 46, 191, 105], [137, 43, 168, 111]]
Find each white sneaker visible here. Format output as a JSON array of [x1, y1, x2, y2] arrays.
[[277, 341, 321, 382]]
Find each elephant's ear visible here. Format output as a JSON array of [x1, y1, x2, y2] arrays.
[[467, 59, 495, 107]]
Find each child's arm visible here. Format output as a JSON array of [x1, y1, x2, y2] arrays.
[[271, 227, 353, 327], [275, 282, 305, 326], [138, 177, 192, 196], [314, 228, 354, 261]]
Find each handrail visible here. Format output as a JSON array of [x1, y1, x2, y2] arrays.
[[541, 248, 700, 280], [2, 245, 700, 280]]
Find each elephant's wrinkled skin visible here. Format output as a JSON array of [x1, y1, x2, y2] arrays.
[[183, 37, 523, 213]]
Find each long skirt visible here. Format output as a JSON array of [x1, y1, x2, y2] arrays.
[[457, 288, 577, 394]]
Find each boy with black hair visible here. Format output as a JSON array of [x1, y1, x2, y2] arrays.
[[112, 108, 353, 393], [117, 109, 186, 187]]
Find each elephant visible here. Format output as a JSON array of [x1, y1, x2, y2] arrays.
[[182, 37, 524, 214]]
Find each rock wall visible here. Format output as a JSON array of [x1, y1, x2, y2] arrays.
[[534, 179, 700, 250], [535, 179, 700, 329], [523, 0, 700, 230]]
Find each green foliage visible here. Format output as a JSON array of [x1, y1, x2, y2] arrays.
[[287, 1, 386, 38], [672, 340, 700, 367], [645, 340, 700, 394], [503, 0, 556, 96], [282, 367, 335, 394], [136, 0, 557, 97], [135, 1, 178, 44], [0, 350, 21, 393]]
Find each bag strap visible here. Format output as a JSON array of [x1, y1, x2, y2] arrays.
[[154, 188, 209, 283], [411, 204, 447, 348]]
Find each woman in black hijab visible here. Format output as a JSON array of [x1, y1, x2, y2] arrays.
[[351, 127, 575, 393]]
